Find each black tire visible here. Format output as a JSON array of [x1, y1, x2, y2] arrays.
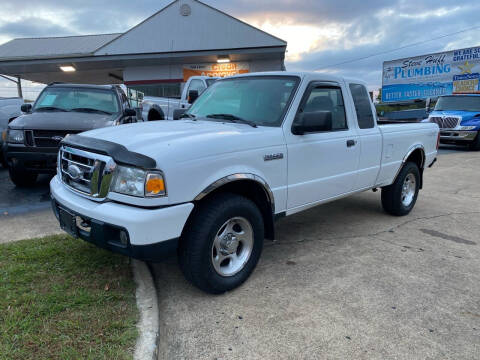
[[0, 154, 6, 169], [381, 162, 420, 216], [8, 165, 38, 187], [468, 132, 480, 151], [147, 107, 165, 121], [179, 193, 264, 294]]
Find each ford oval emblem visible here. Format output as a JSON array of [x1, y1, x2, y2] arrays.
[[52, 136, 64, 141], [67, 164, 83, 180]]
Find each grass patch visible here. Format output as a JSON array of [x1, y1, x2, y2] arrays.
[[0, 235, 138, 360]]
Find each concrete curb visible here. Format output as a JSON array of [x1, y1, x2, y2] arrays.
[[132, 260, 159, 360]]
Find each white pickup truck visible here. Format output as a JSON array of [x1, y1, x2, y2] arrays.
[[50, 72, 439, 294], [1, 97, 23, 167], [141, 76, 218, 121]]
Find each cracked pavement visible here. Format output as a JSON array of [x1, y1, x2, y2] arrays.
[[152, 147, 480, 360]]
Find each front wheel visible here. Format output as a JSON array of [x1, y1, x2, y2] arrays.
[[381, 162, 420, 216], [468, 132, 480, 151], [8, 165, 38, 187], [0, 153, 6, 168], [179, 193, 264, 294]]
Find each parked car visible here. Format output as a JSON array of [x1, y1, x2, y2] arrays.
[[0, 97, 23, 167], [50, 72, 439, 294], [5, 83, 138, 186], [142, 76, 218, 120], [424, 94, 480, 150]]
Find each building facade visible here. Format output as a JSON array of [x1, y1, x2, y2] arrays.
[[0, 0, 287, 98]]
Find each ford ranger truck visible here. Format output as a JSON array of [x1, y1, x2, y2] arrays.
[[50, 72, 439, 294], [6, 83, 137, 187], [426, 94, 480, 150]]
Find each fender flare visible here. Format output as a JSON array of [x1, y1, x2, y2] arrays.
[[194, 173, 275, 214], [392, 144, 426, 188]]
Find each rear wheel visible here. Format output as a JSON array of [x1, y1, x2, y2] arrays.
[[179, 193, 264, 294], [468, 132, 480, 151], [381, 162, 420, 216], [8, 165, 38, 187]]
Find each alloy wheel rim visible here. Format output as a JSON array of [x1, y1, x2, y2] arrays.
[[211, 217, 254, 277], [401, 173, 416, 207]]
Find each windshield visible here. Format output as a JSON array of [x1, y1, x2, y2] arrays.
[[34, 87, 120, 114], [434, 96, 480, 112], [186, 76, 300, 127]]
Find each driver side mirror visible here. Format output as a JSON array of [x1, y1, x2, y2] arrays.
[[292, 111, 333, 135], [21, 103, 32, 113], [188, 90, 199, 104]]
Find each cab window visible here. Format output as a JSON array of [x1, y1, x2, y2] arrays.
[[349, 83, 375, 129]]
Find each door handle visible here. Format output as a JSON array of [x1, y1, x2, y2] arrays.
[[347, 139, 357, 147]]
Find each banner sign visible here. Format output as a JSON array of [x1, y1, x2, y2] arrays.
[[382, 46, 480, 102], [183, 62, 249, 82]]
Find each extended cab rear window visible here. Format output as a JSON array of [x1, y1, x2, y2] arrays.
[[349, 83, 375, 129]]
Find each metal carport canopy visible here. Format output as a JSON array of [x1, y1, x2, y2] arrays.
[[0, 46, 286, 85]]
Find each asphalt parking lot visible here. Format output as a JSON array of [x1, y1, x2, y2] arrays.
[[152, 146, 480, 360], [0, 147, 478, 359], [0, 169, 60, 243]]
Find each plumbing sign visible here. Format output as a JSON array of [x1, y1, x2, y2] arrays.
[[382, 46, 480, 102]]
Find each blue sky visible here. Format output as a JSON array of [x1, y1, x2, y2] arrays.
[[0, 0, 479, 99]]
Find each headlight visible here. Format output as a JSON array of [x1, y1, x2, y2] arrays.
[[7, 129, 24, 144], [111, 166, 166, 197]]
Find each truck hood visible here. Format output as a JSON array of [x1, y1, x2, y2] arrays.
[[81, 120, 285, 167], [9, 111, 116, 131]]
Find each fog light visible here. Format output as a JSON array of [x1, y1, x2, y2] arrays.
[[119, 231, 129, 246]]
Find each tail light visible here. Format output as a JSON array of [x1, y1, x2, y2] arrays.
[[436, 132, 440, 150]]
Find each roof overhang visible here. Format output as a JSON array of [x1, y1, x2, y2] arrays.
[[0, 46, 286, 84]]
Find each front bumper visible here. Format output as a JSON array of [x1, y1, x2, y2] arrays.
[[50, 175, 194, 262], [6, 144, 58, 173], [439, 130, 478, 143]]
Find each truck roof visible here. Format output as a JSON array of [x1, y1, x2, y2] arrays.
[[220, 71, 368, 86]]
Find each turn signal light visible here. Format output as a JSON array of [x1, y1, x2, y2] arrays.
[[145, 174, 166, 196]]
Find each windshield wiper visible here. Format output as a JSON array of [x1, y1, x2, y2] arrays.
[[206, 114, 257, 128], [71, 108, 112, 115], [35, 106, 68, 112]]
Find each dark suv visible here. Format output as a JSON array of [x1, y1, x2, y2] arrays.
[[5, 83, 138, 187]]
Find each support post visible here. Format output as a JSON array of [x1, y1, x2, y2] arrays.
[[16, 77, 22, 98]]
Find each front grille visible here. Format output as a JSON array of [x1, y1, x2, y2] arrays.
[[25, 130, 80, 148], [430, 116, 460, 129], [59, 146, 116, 200]]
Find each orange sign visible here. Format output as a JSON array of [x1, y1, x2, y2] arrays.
[[183, 63, 249, 82]]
